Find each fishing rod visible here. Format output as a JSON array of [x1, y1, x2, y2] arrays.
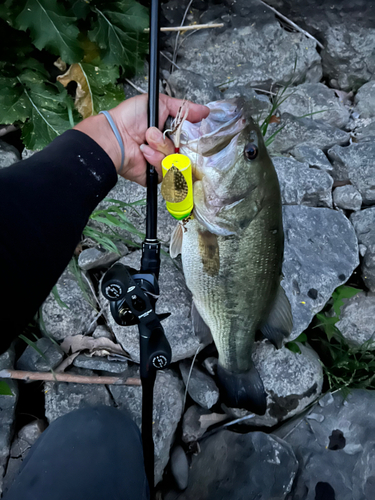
[[101, 0, 172, 495]]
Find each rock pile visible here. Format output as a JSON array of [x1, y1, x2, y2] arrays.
[[1, 0, 375, 498]]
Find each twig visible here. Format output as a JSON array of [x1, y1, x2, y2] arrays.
[[0, 369, 141, 386], [183, 345, 202, 407], [173, 0, 194, 67], [161, 51, 180, 69], [259, 0, 324, 49], [145, 23, 224, 32], [252, 87, 278, 96], [125, 78, 147, 94], [0, 125, 18, 137]]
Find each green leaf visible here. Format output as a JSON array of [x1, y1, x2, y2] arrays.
[[0, 380, 13, 396], [80, 61, 124, 111], [82, 226, 121, 254], [285, 341, 301, 354], [68, 257, 97, 309], [0, 76, 31, 124], [68, 0, 92, 19], [52, 285, 69, 309], [15, 0, 83, 63], [89, 0, 148, 74], [295, 332, 307, 343], [12, 70, 74, 149], [19, 334, 46, 359], [331, 285, 361, 317]]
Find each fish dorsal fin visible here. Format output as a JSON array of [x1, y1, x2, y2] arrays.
[[191, 301, 213, 344], [261, 284, 293, 349], [170, 222, 183, 258]]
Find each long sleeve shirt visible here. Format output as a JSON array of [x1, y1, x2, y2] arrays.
[[0, 130, 118, 354]]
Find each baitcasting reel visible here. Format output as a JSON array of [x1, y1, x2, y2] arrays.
[[101, 263, 172, 379]]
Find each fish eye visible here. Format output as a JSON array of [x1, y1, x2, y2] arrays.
[[244, 143, 258, 160]]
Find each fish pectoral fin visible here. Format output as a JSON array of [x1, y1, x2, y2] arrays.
[[217, 363, 267, 415], [191, 301, 213, 344], [261, 284, 293, 349], [170, 222, 183, 258]]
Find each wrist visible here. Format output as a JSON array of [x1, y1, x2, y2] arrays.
[[73, 114, 124, 174]]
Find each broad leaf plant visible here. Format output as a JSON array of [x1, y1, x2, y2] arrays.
[[0, 0, 148, 149]]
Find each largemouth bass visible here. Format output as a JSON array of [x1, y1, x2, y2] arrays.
[[169, 99, 292, 415]]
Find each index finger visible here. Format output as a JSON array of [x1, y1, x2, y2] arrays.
[[159, 94, 210, 126]]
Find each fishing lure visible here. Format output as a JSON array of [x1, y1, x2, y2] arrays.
[[161, 101, 194, 220]]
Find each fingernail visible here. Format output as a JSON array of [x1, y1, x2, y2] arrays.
[[149, 127, 163, 143], [140, 144, 155, 156]]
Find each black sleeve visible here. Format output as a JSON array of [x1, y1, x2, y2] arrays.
[[0, 130, 118, 353]]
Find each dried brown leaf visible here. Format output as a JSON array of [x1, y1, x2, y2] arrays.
[[57, 64, 93, 118], [60, 335, 130, 358]]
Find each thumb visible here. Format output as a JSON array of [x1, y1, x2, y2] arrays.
[[145, 127, 175, 156]]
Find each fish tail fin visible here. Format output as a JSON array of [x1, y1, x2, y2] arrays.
[[217, 363, 267, 415]]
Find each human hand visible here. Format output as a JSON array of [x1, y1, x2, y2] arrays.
[[74, 94, 209, 186]]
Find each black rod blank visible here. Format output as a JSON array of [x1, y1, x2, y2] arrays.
[[145, 0, 160, 241]]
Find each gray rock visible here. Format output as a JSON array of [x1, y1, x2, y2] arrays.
[[350, 207, 375, 249], [44, 368, 113, 423], [179, 360, 219, 410], [73, 354, 128, 373], [0, 348, 18, 496], [354, 80, 375, 119], [359, 244, 368, 258], [275, 390, 375, 500], [282, 205, 359, 340], [278, 83, 350, 128], [263, 0, 375, 91], [109, 367, 184, 484], [92, 325, 113, 340], [336, 292, 375, 347], [0, 140, 20, 168], [363, 245, 375, 292], [202, 357, 217, 377], [167, 69, 221, 104], [223, 86, 271, 123], [16, 337, 64, 372], [78, 245, 127, 271], [273, 156, 333, 208], [21, 148, 37, 160], [170, 446, 189, 491], [267, 113, 350, 155], [103, 177, 175, 246], [291, 145, 334, 174], [333, 185, 363, 211], [182, 405, 213, 444], [224, 341, 323, 427], [101, 251, 210, 364], [165, 431, 298, 500], [354, 119, 375, 142], [42, 268, 98, 341], [326, 144, 351, 181], [2, 420, 44, 494], [351, 208, 375, 291], [327, 142, 375, 204], [167, 0, 321, 90]]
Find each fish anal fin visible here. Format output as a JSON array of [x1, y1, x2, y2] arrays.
[[170, 222, 183, 258], [217, 363, 267, 415], [261, 284, 293, 349], [191, 301, 213, 345]]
